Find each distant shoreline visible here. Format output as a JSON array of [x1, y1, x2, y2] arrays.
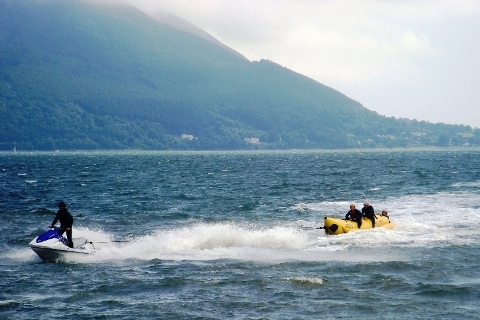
[[2, 146, 479, 156]]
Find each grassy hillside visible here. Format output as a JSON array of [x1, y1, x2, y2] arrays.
[[0, 0, 478, 150]]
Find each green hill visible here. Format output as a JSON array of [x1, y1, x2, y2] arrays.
[[0, 0, 478, 150]]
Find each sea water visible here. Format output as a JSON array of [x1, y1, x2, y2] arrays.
[[1, 149, 480, 319]]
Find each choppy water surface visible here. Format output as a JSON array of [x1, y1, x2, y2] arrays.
[[2, 149, 480, 319]]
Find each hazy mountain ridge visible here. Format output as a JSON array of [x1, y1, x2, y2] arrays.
[[149, 11, 247, 60], [0, 0, 478, 150]]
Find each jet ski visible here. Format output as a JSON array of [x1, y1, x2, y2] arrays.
[[29, 228, 97, 262]]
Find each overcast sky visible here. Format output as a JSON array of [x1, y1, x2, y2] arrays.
[[127, 0, 480, 128]]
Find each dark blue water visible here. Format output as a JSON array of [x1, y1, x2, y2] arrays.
[[2, 149, 480, 319]]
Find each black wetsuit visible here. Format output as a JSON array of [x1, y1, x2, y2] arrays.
[[362, 205, 375, 228], [345, 209, 363, 228], [51, 208, 74, 248]]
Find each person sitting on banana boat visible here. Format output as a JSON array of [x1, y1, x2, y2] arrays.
[[362, 201, 376, 228], [381, 209, 390, 222], [345, 203, 363, 228]]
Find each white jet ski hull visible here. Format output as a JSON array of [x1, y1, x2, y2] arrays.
[[29, 229, 97, 262]]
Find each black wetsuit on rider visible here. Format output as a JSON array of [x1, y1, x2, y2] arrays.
[[50, 201, 74, 248]]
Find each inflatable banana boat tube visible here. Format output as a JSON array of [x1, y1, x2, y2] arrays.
[[323, 215, 396, 235]]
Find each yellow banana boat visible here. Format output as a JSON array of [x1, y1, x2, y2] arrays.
[[323, 215, 396, 235]]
